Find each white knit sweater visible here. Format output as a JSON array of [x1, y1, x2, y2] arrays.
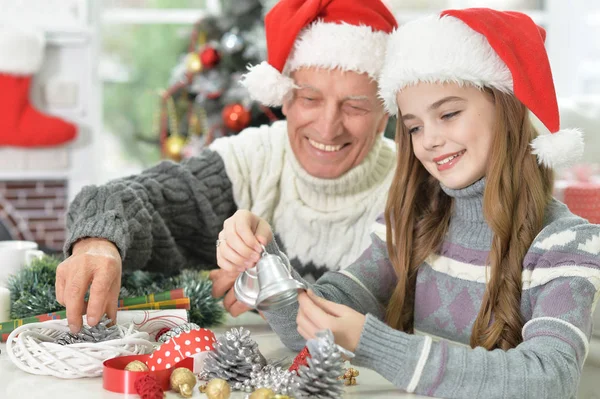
[[210, 121, 396, 277]]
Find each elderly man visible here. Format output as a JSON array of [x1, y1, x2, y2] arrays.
[[56, 0, 398, 332]]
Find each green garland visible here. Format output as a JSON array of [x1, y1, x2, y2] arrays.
[[119, 269, 226, 328], [7, 256, 63, 319], [7, 256, 225, 328]]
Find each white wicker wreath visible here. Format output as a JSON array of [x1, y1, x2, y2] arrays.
[[6, 319, 155, 378]]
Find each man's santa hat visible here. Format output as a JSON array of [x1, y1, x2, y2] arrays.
[[241, 0, 397, 107], [378, 8, 584, 169]]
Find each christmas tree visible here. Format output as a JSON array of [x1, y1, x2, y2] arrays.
[[159, 0, 283, 161], [104, 0, 393, 165]]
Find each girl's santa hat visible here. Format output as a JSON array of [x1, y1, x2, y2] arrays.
[[241, 0, 397, 107], [378, 8, 584, 169]]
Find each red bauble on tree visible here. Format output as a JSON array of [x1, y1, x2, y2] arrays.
[[200, 46, 221, 69], [222, 103, 251, 132]]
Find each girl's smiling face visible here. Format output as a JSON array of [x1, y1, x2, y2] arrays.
[[397, 82, 496, 189]]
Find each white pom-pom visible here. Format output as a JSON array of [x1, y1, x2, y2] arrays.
[[530, 128, 584, 169], [0, 25, 45, 74], [240, 61, 296, 106]]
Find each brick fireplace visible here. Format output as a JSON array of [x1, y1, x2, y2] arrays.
[[0, 146, 71, 253], [0, 180, 68, 252]]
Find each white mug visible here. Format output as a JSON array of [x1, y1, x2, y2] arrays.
[[0, 240, 45, 286]]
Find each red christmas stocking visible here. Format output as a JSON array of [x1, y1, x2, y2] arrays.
[[0, 27, 77, 147]]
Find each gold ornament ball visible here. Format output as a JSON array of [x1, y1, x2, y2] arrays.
[[343, 376, 358, 386], [249, 387, 275, 399], [164, 135, 187, 161], [170, 367, 196, 398], [205, 378, 231, 399], [185, 52, 203, 74], [343, 367, 359, 378], [124, 360, 149, 372]]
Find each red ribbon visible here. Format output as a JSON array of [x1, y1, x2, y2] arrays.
[[103, 354, 193, 394]]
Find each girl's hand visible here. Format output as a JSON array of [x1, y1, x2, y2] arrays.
[[296, 290, 366, 353]]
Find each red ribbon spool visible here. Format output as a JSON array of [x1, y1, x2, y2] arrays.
[[103, 354, 193, 394], [103, 327, 215, 393]]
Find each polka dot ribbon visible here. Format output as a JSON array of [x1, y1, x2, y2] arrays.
[[146, 327, 216, 372]]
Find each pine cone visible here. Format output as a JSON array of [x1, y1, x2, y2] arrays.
[[55, 316, 122, 345], [292, 330, 345, 399], [200, 327, 266, 388]]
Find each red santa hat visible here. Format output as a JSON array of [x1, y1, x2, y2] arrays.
[[378, 8, 584, 169], [241, 0, 397, 107]]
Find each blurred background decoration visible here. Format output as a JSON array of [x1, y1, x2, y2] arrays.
[[102, 0, 282, 165], [100, 0, 600, 172]]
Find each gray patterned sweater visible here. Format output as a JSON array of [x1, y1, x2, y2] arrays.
[[263, 178, 600, 398], [64, 121, 396, 280]]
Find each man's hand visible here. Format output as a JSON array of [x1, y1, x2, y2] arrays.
[[55, 238, 122, 333], [296, 290, 366, 353], [216, 210, 272, 273], [212, 210, 273, 317]]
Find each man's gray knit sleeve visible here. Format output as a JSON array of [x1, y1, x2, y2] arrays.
[[63, 149, 237, 274]]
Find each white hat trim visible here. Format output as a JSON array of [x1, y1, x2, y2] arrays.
[[531, 128, 584, 169], [287, 21, 389, 80], [379, 15, 513, 116], [241, 21, 389, 106], [0, 26, 45, 75]]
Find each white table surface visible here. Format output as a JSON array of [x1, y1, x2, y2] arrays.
[[0, 313, 428, 399]]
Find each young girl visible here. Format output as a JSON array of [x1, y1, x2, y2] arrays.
[[216, 9, 600, 398]]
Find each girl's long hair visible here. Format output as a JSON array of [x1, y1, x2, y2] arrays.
[[384, 87, 554, 350]]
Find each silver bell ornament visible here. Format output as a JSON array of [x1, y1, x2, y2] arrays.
[[234, 248, 306, 311]]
